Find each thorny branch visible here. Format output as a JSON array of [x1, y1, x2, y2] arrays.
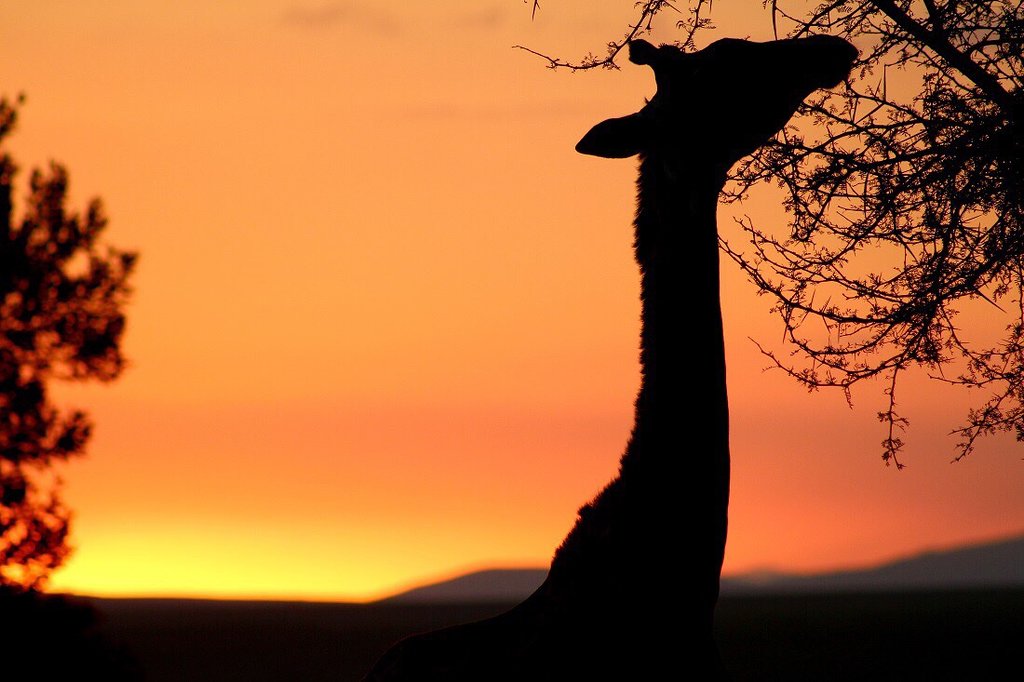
[[732, 1, 1024, 466], [528, 2, 1024, 466], [514, 1, 709, 71]]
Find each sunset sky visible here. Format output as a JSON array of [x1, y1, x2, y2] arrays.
[[2, 1, 1022, 601]]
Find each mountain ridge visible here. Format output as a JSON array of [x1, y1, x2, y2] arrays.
[[380, 533, 1024, 603]]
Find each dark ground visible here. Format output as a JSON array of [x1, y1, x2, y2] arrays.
[[86, 589, 1024, 681]]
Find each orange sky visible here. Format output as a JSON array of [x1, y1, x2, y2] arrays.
[[2, 1, 1022, 601]]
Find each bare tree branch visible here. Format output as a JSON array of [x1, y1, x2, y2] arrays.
[[729, 1, 1024, 463], [515, 1, 686, 70], [531, 2, 1023, 462]]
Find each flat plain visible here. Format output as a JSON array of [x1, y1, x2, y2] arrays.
[[86, 589, 1024, 681]]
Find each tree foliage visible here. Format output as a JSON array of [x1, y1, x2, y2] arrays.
[[515, 1, 710, 69], [528, 1, 1024, 465], [725, 0, 1024, 465], [0, 96, 136, 588]]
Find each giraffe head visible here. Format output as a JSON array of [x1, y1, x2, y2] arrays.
[[577, 35, 857, 171]]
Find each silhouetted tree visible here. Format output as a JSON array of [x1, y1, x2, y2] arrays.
[[0, 588, 141, 679], [530, 1, 1024, 466], [727, 0, 1024, 466], [0, 95, 136, 589]]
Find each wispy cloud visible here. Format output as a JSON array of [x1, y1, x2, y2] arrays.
[[282, 2, 401, 35], [452, 5, 507, 30]]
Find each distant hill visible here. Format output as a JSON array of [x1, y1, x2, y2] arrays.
[[381, 534, 1024, 603], [722, 533, 1024, 594], [381, 569, 549, 604]]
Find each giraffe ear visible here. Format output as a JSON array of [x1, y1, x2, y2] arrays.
[[576, 113, 648, 158]]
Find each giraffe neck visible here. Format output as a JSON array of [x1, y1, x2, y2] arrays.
[[541, 154, 733, 628], [622, 154, 730, 479], [612, 153, 732, 617]]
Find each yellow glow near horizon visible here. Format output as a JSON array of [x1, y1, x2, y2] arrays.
[[52, 531, 549, 603]]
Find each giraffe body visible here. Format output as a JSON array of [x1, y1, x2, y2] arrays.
[[365, 35, 857, 680]]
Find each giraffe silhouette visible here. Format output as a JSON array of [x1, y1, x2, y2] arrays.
[[365, 35, 858, 681]]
